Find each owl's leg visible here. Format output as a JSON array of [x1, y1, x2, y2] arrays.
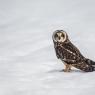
[[64, 63, 72, 72], [68, 64, 72, 71]]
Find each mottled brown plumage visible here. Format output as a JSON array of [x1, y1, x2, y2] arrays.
[[52, 30, 95, 72]]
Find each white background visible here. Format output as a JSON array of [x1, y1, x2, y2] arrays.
[[0, 0, 95, 95]]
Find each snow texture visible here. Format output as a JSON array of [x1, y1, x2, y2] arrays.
[[0, 0, 95, 95]]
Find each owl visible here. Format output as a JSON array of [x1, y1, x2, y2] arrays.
[[52, 30, 95, 72]]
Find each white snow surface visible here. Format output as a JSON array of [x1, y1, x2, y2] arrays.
[[0, 0, 95, 95]]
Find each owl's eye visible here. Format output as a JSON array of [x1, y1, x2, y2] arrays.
[[55, 34, 58, 38], [61, 33, 64, 38]]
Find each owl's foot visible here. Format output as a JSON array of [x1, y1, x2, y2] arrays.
[[64, 69, 71, 72], [64, 64, 72, 72]]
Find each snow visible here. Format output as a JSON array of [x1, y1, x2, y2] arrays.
[[0, 0, 95, 95]]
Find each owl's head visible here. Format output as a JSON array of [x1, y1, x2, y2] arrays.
[[52, 30, 68, 43]]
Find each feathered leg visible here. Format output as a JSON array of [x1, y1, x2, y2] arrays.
[[64, 63, 72, 72]]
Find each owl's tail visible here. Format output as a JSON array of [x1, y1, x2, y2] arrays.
[[81, 58, 95, 72], [71, 60, 95, 72], [84, 66, 95, 72], [85, 58, 95, 66]]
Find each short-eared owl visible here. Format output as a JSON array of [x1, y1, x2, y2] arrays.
[[52, 30, 95, 72]]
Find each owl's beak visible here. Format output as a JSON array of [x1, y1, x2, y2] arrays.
[[58, 36, 61, 40]]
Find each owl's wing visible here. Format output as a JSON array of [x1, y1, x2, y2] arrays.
[[64, 41, 84, 58], [64, 42, 81, 56], [62, 42, 85, 64]]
